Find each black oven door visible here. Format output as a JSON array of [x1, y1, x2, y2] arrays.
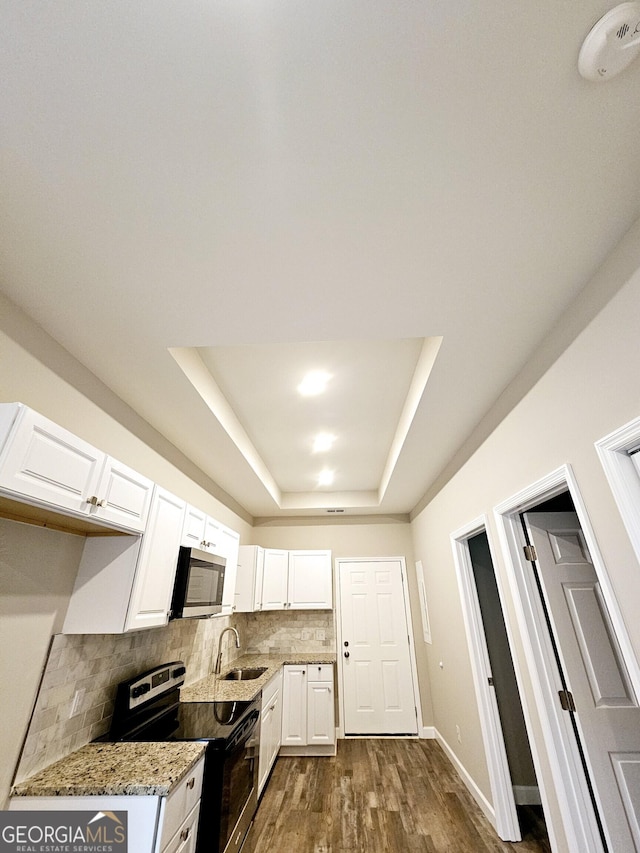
[[201, 707, 260, 853]]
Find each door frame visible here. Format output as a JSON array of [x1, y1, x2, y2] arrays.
[[596, 414, 640, 570], [451, 515, 522, 841], [335, 556, 424, 738], [493, 463, 640, 852]]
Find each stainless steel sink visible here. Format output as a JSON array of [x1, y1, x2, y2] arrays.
[[221, 666, 267, 681]]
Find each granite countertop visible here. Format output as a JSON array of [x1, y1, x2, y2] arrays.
[[11, 742, 206, 798], [180, 652, 337, 703]]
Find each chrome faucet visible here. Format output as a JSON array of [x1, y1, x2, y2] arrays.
[[214, 626, 240, 675]]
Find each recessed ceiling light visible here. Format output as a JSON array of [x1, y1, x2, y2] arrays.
[[313, 433, 336, 453], [317, 469, 334, 486], [298, 370, 331, 396]]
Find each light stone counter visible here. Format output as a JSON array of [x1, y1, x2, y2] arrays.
[[11, 742, 205, 798], [180, 652, 337, 703]]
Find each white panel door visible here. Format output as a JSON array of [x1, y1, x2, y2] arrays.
[[526, 511, 640, 853], [338, 559, 417, 734]]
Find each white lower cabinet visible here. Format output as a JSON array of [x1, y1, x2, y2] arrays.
[[280, 664, 336, 756], [158, 757, 205, 852], [9, 756, 205, 853], [258, 669, 283, 796], [62, 485, 186, 633]]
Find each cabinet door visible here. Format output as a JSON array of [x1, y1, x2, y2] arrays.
[[182, 505, 206, 548], [268, 687, 282, 766], [125, 486, 186, 632], [202, 516, 221, 552], [219, 525, 240, 614], [281, 666, 307, 746], [307, 680, 335, 745], [92, 456, 154, 533], [253, 546, 265, 610], [162, 803, 200, 853], [258, 701, 273, 795], [261, 549, 289, 610], [235, 545, 257, 612], [0, 406, 104, 516], [288, 550, 333, 609]]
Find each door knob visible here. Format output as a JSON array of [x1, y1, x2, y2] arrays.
[[344, 651, 350, 658]]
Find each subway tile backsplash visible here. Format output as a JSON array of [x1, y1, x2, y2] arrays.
[[15, 608, 335, 785]]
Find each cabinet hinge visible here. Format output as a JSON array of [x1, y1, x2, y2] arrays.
[[558, 690, 576, 713], [523, 544, 538, 562], [487, 676, 494, 686]]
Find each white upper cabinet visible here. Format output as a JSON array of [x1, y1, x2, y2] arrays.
[[261, 549, 290, 610], [235, 545, 265, 612], [181, 506, 223, 553], [259, 549, 333, 611], [288, 550, 333, 609], [91, 456, 154, 533], [181, 504, 208, 548], [180, 504, 240, 615], [62, 485, 186, 634], [0, 403, 104, 517], [218, 524, 240, 615], [0, 403, 152, 533], [125, 487, 186, 631]]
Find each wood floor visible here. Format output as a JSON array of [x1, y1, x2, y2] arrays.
[[244, 739, 551, 853]]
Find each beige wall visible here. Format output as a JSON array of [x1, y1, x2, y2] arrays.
[[0, 520, 84, 809], [410, 221, 640, 848]]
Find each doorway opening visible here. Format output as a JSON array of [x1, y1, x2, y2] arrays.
[[453, 517, 548, 845]]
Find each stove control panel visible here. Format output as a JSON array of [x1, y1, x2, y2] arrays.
[[125, 661, 187, 710]]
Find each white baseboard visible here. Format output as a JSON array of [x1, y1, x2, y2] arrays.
[[420, 726, 436, 739], [513, 785, 541, 805], [434, 729, 496, 830]]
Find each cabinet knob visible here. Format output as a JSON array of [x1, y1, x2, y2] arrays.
[[180, 827, 191, 842], [86, 495, 106, 508], [187, 777, 195, 789]]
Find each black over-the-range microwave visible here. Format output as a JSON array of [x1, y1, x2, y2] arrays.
[[170, 546, 227, 619]]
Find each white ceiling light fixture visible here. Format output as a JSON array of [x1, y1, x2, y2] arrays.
[[317, 469, 334, 487], [313, 433, 336, 453], [579, 2, 640, 81], [297, 370, 331, 396]]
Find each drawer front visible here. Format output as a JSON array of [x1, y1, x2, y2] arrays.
[[160, 757, 204, 849], [163, 801, 200, 853], [307, 664, 333, 682]]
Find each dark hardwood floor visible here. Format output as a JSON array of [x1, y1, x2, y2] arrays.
[[244, 739, 552, 853]]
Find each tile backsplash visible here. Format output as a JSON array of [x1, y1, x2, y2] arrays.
[[15, 608, 335, 786], [235, 610, 335, 655]]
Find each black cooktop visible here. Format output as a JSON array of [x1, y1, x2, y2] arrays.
[[128, 699, 255, 744], [106, 661, 258, 748]]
